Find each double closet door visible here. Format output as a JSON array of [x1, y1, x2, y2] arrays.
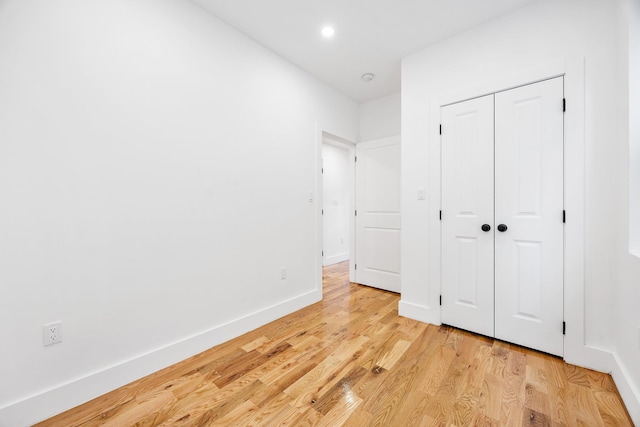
[[441, 77, 564, 356]]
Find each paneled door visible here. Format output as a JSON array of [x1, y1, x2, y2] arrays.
[[494, 77, 564, 356], [355, 136, 401, 293], [441, 95, 495, 337], [441, 77, 564, 356]]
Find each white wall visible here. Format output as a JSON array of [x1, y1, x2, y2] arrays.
[[613, 0, 640, 422], [359, 92, 401, 141], [322, 142, 352, 265], [0, 0, 358, 424], [628, 0, 640, 256], [400, 0, 639, 421]]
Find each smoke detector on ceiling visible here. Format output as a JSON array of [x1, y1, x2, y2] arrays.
[[361, 73, 375, 82]]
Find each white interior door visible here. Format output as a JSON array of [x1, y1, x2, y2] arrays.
[[355, 136, 401, 293], [441, 95, 495, 337], [494, 77, 564, 356]]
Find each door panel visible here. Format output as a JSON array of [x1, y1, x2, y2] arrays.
[[494, 77, 564, 356], [355, 136, 401, 292], [363, 228, 400, 273], [441, 95, 495, 337]]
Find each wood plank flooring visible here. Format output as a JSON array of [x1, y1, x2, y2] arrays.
[[38, 261, 633, 426]]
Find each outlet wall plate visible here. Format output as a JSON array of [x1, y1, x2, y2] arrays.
[[43, 322, 62, 347]]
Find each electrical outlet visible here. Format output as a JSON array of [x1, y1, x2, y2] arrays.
[[43, 322, 62, 347], [280, 267, 287, 280]]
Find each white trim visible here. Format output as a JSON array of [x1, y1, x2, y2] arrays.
[[612, 353, 640, 425], [439, 59, 567, 106], [323, 251, 350, 266], [562, 57, 588, 365], [315, 123, 324, 290], [399, 300, 440, 325], [323, 134, 355, 148], [565, 344, 614, 374], [0, 290, 321, 427], [561, 344, 640, 424], [428, 99, 442, 323]]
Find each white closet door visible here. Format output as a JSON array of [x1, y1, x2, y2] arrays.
[[494, 77, 564, 356], [441, 95, 495, 337], [355, 136, 401, 293]]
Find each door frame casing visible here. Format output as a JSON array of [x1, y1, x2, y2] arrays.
[[425, 57, 607, 369]]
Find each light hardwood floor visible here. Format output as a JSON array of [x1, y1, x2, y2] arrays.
[[38, 261, 633, 426]]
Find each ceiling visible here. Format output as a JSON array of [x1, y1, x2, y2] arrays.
[[190, 0, 536, 103]]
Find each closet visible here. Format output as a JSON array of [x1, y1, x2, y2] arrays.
[[440, 77, 564, 356]]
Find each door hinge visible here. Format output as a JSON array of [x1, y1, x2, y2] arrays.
[[563, 210, 566, 223], [322, 250, 324, 256], [563, 321, 566, 335], [322, 167, 324, 174], [440, 295, 442, 306], [355, 156, 358, 162], [563, 98, 566, 112], [355, 210, 358, 216], [439, 210, 442, 220], [355, 264, 357, 270], [322, 209, 324, 215], [439, 124, 442, 135]]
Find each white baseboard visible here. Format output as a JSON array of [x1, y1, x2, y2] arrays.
[[398, 300, 441, 325], [6, 290, 637, 427], [564, 342, 615, 374], [323, 252, 349, 266], [611, 353, 640, 425], [0, 289, 322, 427]]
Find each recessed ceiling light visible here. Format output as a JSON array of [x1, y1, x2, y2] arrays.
[[321, 26, 335, 38], [361, 73, 375, 82]]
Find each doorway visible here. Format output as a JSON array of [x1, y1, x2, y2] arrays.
[[322, 136, 354, 268], [319, 132, 401, 293]]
